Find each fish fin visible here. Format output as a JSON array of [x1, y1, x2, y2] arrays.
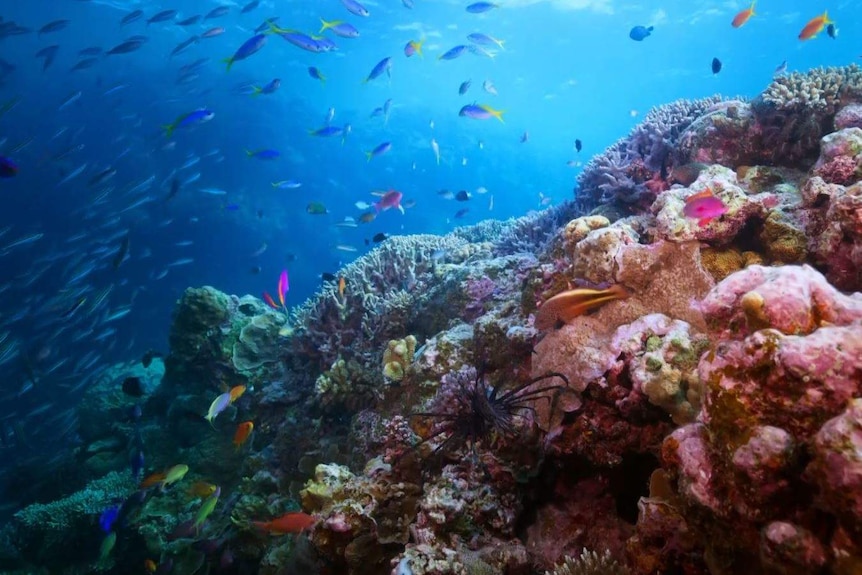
[[222, 57, 233, 72], [251, 86, 262, 97], [398, 205, 405, 215], [245, 150, 254, 157], [161, 124, 175, 138], [697, 217, 715, 227], [318, 18, 332, 34], [365, 151, 373, 162]]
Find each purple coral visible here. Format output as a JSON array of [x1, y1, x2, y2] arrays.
[[463, 276, 497, 319]]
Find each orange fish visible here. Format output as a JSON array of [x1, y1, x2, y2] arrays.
[[535, 284, 629, 331], [229, 384, 246, 403], [338, 277, 346, 300], [187, 481, 218, 498], [731, 1, 755, 28], [798, 11, 833, 41], [139, 472, 167, 489], [233, 421, 254, 449], [252, 511, 317, 535], [144, 559, 157, 573]]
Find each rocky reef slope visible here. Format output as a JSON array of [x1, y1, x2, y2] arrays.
[[3, 64, 862, 575]]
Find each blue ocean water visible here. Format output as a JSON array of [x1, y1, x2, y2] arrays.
[[0, 0, 856, 519]]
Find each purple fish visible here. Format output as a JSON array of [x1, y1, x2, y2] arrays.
[[99, 505, 120, 533], [205, 5, 230, 19], [341, 0, 370, 17], [147, 10, 177, 24], [364, 57, 392, 83], [458, 103, 504, 122], [683, 189, 728, 226], [177, 15, 202, 26], [224, 34, 266, 71], [319, 19, 359, 38], [275, 29, 324, 52]]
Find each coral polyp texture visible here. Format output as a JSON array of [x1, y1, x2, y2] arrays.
[[7, 64, 862, 575]]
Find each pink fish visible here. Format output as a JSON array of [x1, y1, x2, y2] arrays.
[[683, 188, 728, 226], [374, 189, 404, 214], [262, 292, 279, 310], [278, 269, 289, 308]]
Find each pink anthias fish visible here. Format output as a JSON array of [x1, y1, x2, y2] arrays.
[[374, 189, 404, 214], [683, 188, 728, 226], [262, 269, 289, 313]]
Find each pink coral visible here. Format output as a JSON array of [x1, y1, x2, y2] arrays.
[[760, 522, 827, 575], [812, 154, 860, 185]]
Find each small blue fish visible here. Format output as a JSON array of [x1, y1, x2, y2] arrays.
[[341, 0, 370, 17], [272, 180, 302, 189], [224, 34, 266, 71], [459, 80, 471, 95], [99, 505, 120, 533], [309, 125, 345, 137], [308, 67, 326, 83], [629, 25, 653, 41], [319, 18, 360, 38], [439, 45, 468, 60], [272, 28, 325, 52], [162, 109, 214, 138], [466, 33, 504, 49], [364, 57, 392, 83], [365, 142, 391, 161], [252, 78, 280, 96], [246, 148, 280, 160], [466, 2, 498, 13]]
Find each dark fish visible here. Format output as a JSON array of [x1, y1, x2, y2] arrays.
[[827, 24, 838, 39], [36, 45, 59, 71], [129, 404, 142, 421], [167, 519, 198, 541], [711, 57, 722, 74], [241, 0, 261, 13], [629, 25, 653, 41], [250, 265, 262, 275], [71, 57, 98, 71], [78, 46, 102, 56], [321, 272, 336, 282], [205, 6, 230, 19], [177, 15, 202, 26], [122, 376, 144, 397], [38, 20, 70, 35], [454, 208, 469, 218], [0, 156, 19, 178], [170, 36, 199, 57], [120, 10, 144, 25], [60, 297, 87, 320], [106, 40, 144, 55], [147, 10, 177, 25], [372, 232, 388, 243], [112, 235, 129, 269], [141, 350, 163, 368], [89, 167, 116, 186], [575, 138, 582, 153], [166, 177, 181, 201], [455, 190, 470, 201], [671, 162, 708, 186], [459, 80, 471, 95]]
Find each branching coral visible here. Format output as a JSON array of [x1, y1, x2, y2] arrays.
[[576, 96, 728, 210], [759, 64, 862, 115]]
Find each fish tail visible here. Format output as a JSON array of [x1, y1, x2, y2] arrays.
[[245, 150, 254, 157], [415, 39, 425, 57], [161, 124, 175, 138], [365, 151, 373, 162], [222, 57, 233, 72], [318, 18, 331, 34], [251, 86, 262, 97], [823, 10, 832, 23], [493, 108, 505, 123]]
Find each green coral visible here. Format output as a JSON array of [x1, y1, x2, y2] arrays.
[[314, 357, 374, 408], [232, 311, 289, 372], [14, 471, 135, 533]]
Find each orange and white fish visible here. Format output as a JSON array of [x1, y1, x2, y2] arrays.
[[798, 11, 833, 41], [731, 1, 755, 28], [535, 284, 629, 331]]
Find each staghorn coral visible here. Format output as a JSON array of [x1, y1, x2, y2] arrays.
[[382, 336, 417, 382], [576, 95, 728, 210], [545, 549, 631, 575]]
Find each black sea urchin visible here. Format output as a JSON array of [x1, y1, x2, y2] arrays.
[[410, 366, 569, 457]]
